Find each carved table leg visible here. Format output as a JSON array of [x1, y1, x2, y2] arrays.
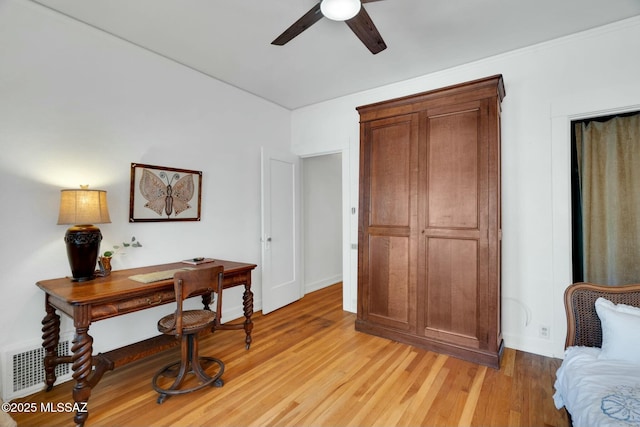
[[71, 306, 93, 427], [41, 297, 60, 391], [242, 282, 254, 349]]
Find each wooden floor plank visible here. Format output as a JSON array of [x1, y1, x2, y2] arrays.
[[10, 283, 569, 427]]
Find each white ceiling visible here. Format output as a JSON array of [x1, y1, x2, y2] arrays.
[[32, 0, 640, 110]]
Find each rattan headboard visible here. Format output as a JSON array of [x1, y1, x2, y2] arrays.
[[564, 282, 640, 349]]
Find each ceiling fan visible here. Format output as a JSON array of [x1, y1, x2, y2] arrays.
[[272, 0, 387, 54]]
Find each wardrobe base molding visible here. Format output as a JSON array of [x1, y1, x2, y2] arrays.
[[355, 320, 504, 369]]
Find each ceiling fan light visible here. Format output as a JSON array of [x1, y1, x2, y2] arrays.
[[320, 0, 361, 21]]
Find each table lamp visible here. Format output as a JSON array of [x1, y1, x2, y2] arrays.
[[57, 186, 111, 281]]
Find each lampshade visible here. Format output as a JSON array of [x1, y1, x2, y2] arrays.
[[57, 188, 111, 225], [320, 0, 361, 21], [58, 187, 111, 282]]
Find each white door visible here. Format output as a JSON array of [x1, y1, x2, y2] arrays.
[[261, 148, 302, 314]]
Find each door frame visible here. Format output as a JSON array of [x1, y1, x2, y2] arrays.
[[550, 91, 640, 354], [300, 146, 356, 313]]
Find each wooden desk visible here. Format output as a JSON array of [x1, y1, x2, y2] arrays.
[[37, 259, 257, 427]]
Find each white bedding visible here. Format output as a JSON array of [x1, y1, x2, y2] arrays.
[[554, 346, 640, 427]]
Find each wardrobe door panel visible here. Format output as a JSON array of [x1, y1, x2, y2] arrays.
[[426, 108, 480, 229], [369, 120, 412, 227], [367, 235, 411, 328], [424, 237, 480, 348]]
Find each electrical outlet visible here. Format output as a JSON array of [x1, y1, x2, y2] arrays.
[[539, 325, 550, 339]]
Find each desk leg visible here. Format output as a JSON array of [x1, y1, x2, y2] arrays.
[[71, 306, 93, 427], [41, 297, 60, 391], [242, 282, 254, 349]]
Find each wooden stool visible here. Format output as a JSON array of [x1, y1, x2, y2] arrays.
[[152, 266, 225, 403]]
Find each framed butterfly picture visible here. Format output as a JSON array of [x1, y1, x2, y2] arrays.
[[129, 163, 202, 222]]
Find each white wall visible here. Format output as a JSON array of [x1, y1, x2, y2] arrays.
[[291, 16, 640, 359], [0, 0, 291, 397], [302, 154, 343, 292]]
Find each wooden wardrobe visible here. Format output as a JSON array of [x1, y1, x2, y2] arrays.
[[355, 75, 505, 368]]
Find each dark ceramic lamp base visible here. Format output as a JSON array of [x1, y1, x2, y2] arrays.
[[64, 224, 102, 282]]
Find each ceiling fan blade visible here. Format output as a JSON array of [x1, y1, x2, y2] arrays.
[[345, 6, 387, 54], [272, 2, 324, 46]]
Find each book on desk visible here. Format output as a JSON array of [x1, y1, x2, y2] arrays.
[[181, 257, 216, 265]]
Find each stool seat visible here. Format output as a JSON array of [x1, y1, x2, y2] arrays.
[[152, 266, 225, 404], [158, 310, 216, 335]]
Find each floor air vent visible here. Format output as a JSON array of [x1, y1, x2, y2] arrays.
[[2, 337, 73, 401]]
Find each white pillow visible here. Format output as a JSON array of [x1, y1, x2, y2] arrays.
[[594, 297, 640, 364]]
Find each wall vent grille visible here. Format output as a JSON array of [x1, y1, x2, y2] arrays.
[[2, 336, 73, 401]]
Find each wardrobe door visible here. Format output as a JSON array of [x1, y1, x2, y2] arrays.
[[357, 114, 419, 332], [418, 98, 499, 358]]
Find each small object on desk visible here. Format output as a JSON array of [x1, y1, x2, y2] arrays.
[[181, 257, 215, 265]]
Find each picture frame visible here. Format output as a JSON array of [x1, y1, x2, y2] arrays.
[[129, 163, 202, 222]]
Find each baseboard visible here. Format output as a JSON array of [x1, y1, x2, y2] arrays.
[[502, 332, 565, 359], [305, 275, 342, 294]]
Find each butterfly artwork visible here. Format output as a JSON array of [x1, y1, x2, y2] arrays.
[[139, 169, 194, 218], [130, 163, 202, 222], [137, 173, 197, 222]]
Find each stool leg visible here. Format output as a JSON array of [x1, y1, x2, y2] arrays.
[[166, 335, 191, 391], [189, 335, 209, 383]]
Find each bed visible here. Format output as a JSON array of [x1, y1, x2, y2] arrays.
[[553, 282, 640, 427]]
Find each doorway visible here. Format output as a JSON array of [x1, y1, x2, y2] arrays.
[[302, 153, 343, 294], [571, 110, 640, 285]]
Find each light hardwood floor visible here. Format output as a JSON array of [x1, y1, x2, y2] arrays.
[[11, 283, 569, 427]]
